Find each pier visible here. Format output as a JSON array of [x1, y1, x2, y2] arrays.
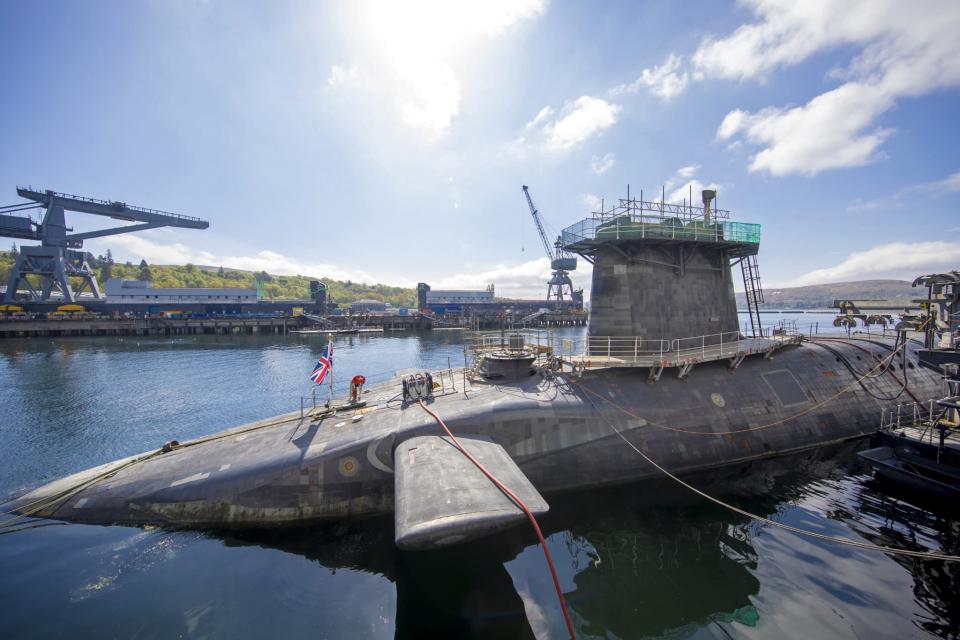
[[0, 315, 306, 338], [0, 307, 441, 338]]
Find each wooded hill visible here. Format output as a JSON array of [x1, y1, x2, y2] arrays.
[[0, 249, 417, 307], [2, 247, 921, 310], [735, 279, 918, 309]]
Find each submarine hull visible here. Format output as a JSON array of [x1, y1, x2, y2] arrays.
[[4, 337, 940, 533]]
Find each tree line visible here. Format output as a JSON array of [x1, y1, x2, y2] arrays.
[[0, 248, 416, 307]]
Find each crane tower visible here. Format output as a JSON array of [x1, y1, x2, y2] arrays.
[[0, 187, 209, 303], [522, 185, 577, 306]]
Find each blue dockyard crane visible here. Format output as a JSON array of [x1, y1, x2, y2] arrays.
[[522, 185, 577, 306]]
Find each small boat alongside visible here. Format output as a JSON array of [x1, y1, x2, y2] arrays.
[[858, 271, 960, 499], [859, 428, 960, 499]]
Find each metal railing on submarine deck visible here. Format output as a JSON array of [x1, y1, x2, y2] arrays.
[[878, 399, 960, 443], [463, 330, 558, 378], [466, 329, 556, 355], [464, 326, 804, 374], [561, 330, 801, 368], [559, 216, 761, 250]]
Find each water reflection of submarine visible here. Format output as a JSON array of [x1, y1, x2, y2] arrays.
[[564, 514, 761, 637]]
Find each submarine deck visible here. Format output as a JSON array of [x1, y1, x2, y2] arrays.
[[564, 332, 800, 371]]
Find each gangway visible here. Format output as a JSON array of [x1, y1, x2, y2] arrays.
[[301, 313, 336, 328], [520, 309, 549, 324], [1, 187, 209, 303]]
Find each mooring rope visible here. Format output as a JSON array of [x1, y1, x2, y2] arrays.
[[579, 389, 960, 562]]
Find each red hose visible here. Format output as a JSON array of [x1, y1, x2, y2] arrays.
[[417, 399, 576, 639]]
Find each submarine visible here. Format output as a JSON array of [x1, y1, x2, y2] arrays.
[[3, 189, 943, 552]]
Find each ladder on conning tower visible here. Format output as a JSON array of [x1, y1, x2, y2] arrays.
[[741, 254, 764, 337]]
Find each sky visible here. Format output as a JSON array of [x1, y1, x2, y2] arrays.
[[1, 0, 959, 297]]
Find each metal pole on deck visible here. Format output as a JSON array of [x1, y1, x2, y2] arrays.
[[327, 333, 334, 405]]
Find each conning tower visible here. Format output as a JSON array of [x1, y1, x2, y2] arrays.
[[560, 188, 762, 347]]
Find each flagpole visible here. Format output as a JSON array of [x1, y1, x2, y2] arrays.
[[327, 333, 334, 405]]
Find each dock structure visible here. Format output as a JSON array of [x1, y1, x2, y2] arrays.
[[1, 187, 209, 303], [0, 306, 436, 339], [0, 315, 305, 338]]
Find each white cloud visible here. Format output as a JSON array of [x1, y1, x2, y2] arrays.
[[540, 96, 621, 151], [326, 64, 359, 87], [716, 110, 746, 141], [590, 152, 616, 175], [788, 241, 960, 286], [582, 193, 603, 211], [509, 96, 621, 156], [848, 169, 960, 210], [355, 0, 545, 135], [432, 256, 592, 298], [610, 53, 688, 100], [93, 235, 386, 285], [665, 179, 720, 206], [697, 0, 960, 175], [89, 233, 591, 299], [715, 83, 895, 175], [933, 170, 960, 193], [525, 106, 554, 129], [651, 165, 720, 206]]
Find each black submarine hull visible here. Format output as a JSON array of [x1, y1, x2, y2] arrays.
[[4, 337, 941, 531]]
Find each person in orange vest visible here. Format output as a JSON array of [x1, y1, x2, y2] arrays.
[[349, 374, 366, 403]]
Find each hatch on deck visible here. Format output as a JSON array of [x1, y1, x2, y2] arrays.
[[394, 435, 548, 550]]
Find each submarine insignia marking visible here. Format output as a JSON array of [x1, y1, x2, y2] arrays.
[[339, 456, 360, 477], [366, 440, 394, 473]]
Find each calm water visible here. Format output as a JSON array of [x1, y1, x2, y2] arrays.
[[1, 316, 957, 639]]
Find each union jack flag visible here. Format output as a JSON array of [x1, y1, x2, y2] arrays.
[[310, 342, 333, 385]]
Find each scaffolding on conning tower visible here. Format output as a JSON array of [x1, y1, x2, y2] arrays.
[[559, 185, 766, 342]]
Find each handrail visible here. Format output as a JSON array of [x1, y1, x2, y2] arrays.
[[560, 215, 760, 250], [576, 331, 796, 365], [17, 186, 206, 223]]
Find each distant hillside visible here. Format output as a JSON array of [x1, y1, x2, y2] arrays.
[[1, 247, 921, 311], [0, 250, 416, 307], [736, 279, 917, 310]]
